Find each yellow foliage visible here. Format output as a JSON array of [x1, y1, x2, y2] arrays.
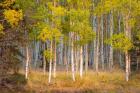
[[52, 6, 66, 16], [0, 0, 15, 8], [43, 50, 54, 59], [38, 25, 62, 42], [38, 26, 53, 42], [48, 3, 66, 16], [0, 24, 4, 31], [3, 9, 23, 27], [0, 24, 4, 34]]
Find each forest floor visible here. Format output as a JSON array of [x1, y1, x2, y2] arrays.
[[1, 70, 140, 93]]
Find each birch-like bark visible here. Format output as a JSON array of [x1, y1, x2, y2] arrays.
[[125, 51, 129, 81], [85, 44, 88, 73], [71, 32, 75, 81], [80, 46, 83, 78], [101, 15, 104, 70], [75, 47, 79, 73], [124, 14, 131, 81], [43, 43, 46, 75], [95, 17, 100, 73], [34, 41, 39, 69], [48, 40, 53, 83], [93, 16, 97, 70], [25, 46, 29, 79], [118, 13, 123, 68], [92, 0, 97, 69], [53, 40, 56, 78], [109, 12, 113, 70], [64, 44, 68, 73]]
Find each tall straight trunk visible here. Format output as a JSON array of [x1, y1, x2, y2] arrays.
[[136, 48, 139, 70], [109, 12, 114, 70], [71, 32, 75, 81], [74, 34, 78, 74], [93, 39, 96, 69], [107, 14, 110, 69], [92, 0, 97, 69], [48, 40, 53, 83], [43, 43, 46, 75], [124, 14, 131, 81], [95, 17, 100, 73], [75, 35, 79, 74], [64, 44, 68, 73], [137, 57, 139, 70], [75, 47, 79, 73], [25, 46, 29, 79], [96, 41, 99, 73], [125, 51, 129, 81], [128, 53, 131, 74], [34, 41, 39, 69], [53, 40, 56, 78], [85, 44, 88, 73], [93, 16, 97, 69], [101, 15, 104, 70], [80, 46, 83, 78], [118, 13, 123, 68], [104, 15, 107, 70], [67, 33, 71, 74], [60, 37, 63, 65]]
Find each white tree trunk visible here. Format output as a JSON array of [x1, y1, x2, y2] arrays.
[[71, 32, 75, 81], [95, 17, 100, 73], [53, 41, 56, 78], [93, 15, 97, 69], [80, 46, 83, 78], [109, 12, 114, 70], [25, 46, 29, 79], [75, 48, 79, 73], [85, 44, 88, 73], [34, 41, 39, 69], [125, 51, 129, 81], [48, 40, 53, 83], [43, 43, 46, 75], [118, 13, 123, 68], [101, 15, 104, 70], [124, 14, 131, 81]]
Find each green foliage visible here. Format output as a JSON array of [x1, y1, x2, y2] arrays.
[[69, 9, 90, 23], [38, 25, 52, 42], [73, 22, 96, 46], [106, 33, 133, 52], [38, 24, 62, 43], [94, 0, 140, 17], [94, 0, 120, 16], [48, 3, 66, 17], [52, 28, 63, 42], [14, 0, 35, 12], [136, 31, 140, 41], [66, 0, 92, 9], [43, 50, 53, 59], [31, 4, 49, 20], [68, 8, 95, 46], [128, 18, 136, 28]]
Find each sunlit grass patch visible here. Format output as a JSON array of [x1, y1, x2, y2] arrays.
[[24, 70, 140, 93]]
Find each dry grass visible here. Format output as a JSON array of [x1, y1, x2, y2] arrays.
[[24, 70, 140, 93]]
